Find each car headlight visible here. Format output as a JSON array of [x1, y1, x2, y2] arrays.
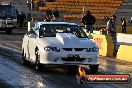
[[44, 46, 60, 52], [86, 47, 99, 52]]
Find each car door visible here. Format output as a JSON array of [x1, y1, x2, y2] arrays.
[[28, 33, 37, 62]]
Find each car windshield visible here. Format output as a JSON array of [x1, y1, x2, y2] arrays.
[[39, 24, 88, 38], [0, 5, 17, 18]]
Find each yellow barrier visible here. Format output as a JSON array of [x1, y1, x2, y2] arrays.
[[117, 45, 132, 62], [87, 33, 114, 56]]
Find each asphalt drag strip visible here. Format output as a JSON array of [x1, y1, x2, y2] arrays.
[[0, 41, 132, 88]]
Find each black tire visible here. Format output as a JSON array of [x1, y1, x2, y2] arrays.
[[35, 50, 42, 71], [6, 29, 12, 34], [89, 65, 99, 73], [77, 76, 86, 85], [22, 50, 27, 65]]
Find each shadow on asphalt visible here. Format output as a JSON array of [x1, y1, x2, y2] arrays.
[[0, 31, 25, 35], [11, 32, 26, 35], [0, 45, 78, 76]]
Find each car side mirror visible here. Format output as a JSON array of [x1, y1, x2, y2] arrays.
[[32, 31, 36, 35]]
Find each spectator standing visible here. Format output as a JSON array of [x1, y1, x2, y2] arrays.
[[46, 8, 52, 17], [17, 11, 21, 28], [82, 10, 96, 33], [121, 17, 127, 33], [20, 12, 26, 28], [27, 13, 33, 21], [52, 8, 59, 20], [106, 15, 117, 56], [42, 0, 46, 6]]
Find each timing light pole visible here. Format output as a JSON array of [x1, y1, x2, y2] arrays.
[[26, 0, 34, 11]]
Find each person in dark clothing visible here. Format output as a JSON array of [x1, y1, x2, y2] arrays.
[[17, 11, 21, 28], [107, 15, 117, 36], [121, 17, 127, 33], [46, 8, 52, 16], [41, 0, 46, 6], [20, 12, 26, 28], [52, 9, 59, 18], [82, 10, 96, 33], [106, 15, 117, 56], [52, 8, 59, 21], [27, 13, 32, 21]]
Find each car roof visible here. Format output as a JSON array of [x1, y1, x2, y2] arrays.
[[33, 22, 79, 33]]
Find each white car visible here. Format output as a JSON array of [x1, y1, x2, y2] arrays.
[[22, 22, 99, 73]]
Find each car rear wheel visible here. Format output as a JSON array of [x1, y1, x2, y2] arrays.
[[35, 49, 42, 71], [89, 65, 99, 73], [6, 29, 12, 34]]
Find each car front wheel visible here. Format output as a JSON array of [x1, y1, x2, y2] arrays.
[[89, 65, 99, 73]]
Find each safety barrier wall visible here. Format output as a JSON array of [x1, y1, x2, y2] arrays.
[[91, 31, 132, 62], [87, 33, 114, 57], [117, 44, 132, 62], [117, 33, 132, 44], [116, 33, 132, 62], [92, 31, 132, 44]]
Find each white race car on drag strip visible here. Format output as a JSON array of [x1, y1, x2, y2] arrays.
[[22, 22, 99, 73]]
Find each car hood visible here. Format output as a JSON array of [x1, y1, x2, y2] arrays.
[[38, 33, 96, 48]]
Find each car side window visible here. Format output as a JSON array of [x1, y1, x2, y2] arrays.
[[39, 26, 56, 37]]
